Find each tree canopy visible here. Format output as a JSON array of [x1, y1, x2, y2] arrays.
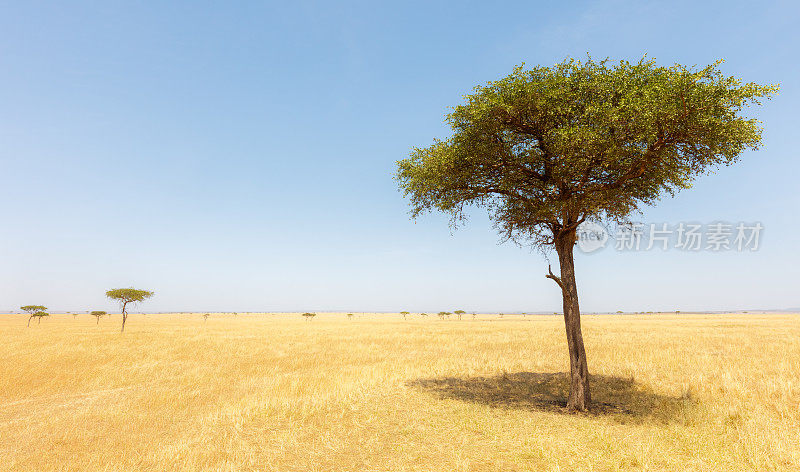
[[21, 305, 47, 314], [106, 288, 154, 305], [396, 57, 777, 245]]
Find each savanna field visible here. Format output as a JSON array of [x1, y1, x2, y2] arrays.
[[1, 313, 798, 472]]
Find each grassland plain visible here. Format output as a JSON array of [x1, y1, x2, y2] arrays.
[[1, 312, 798, 471]]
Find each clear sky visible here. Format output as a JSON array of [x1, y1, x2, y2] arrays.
[[1, 1, 798, 313]]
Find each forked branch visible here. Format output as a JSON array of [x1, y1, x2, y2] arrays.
[[545, 264, 564, 290]]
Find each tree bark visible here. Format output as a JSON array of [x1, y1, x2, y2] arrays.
[[121, 302, 128, 332], [552, 228, 591, 411], [27, 315, 33, 327]]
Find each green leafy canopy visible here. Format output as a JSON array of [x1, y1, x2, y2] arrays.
[[105, 288, 154, 303], [396, 56, 778, 246], [21, 305, 47, 314]]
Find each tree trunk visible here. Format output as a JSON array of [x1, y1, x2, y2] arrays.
[[553, 229, 591, 411], [27, 316, 32, 327], [121, 302, 128, 332]]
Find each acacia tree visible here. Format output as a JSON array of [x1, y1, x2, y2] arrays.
[[105, 288, 154, 332], [302, 312, 316, 321], [90, 311, 107, 325], [454, 309, 466, 320], [32, 311, 49, 325], [396, 57, 776, 411], [21, 305, 47, 327]]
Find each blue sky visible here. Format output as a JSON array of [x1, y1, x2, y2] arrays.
[[1, 0, 798, 313]]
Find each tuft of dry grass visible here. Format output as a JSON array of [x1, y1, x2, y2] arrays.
[[1, 312, 798, 471]]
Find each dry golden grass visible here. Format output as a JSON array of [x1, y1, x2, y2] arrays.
[[1, 312, 798, 471]]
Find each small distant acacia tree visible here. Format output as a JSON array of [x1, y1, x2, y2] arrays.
[[346, 313, 354, 320], [90, 311, 107, 325], [396, 57, 777, 411], [32, 311, 49, 325], [472, 313, 477, 320], [400, 311, 410, 320], [454, 309, 466, 320], [21, 305, 47, 327], [203, 313, 210, 322], [302, 312, 316, 321], [105, 288, 154, 332]]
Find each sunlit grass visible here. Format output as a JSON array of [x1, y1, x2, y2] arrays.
[[1, 312, 798, 471]]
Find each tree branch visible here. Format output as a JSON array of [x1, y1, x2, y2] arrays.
[[545, 264, 564, 290]]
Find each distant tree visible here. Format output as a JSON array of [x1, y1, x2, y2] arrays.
[[105, 288, 154, 332], [472, 313, 477, 320], [346, 313, 354, 320], [437, 312, 447, 320], [203, 313, 210, 322], [419, 313, 428, 318], [71, 312, 79, 319], [21, 305, 47, 327], [498, 313, 504, 319], [90, 311, 107, 325], [302, 312, 316, 321], [400, 311, 410, 320], [396, 57, 776, 410], [454, 309, 465, 320]]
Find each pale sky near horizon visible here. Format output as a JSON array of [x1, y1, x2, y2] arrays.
[[1, 1, 798, 313]]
